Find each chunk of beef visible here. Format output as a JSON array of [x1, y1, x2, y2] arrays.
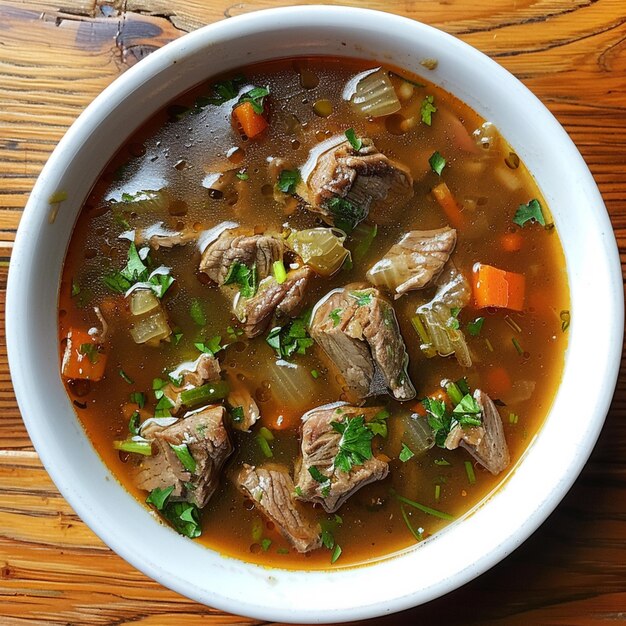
[[367, 227, 457, 296], [445, 389, 510, 475], [297, 137, 413, 226], [294, 404, 389, 513], [199, 229, 283, 285], [310, 287, 415, 401], [163, 354, 221, 414], [135, 405, 233, 508], [236, 464, 322, 553], [235, 266, 314, 338]]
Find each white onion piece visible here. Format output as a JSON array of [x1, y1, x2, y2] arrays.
[[264, 358, 318, 412], [114, 189, 171, 213], [345, 68, 401, 118], [130, 310, 171, 344], [130, 289, 159, 316], [387, 412, 435, 458], [286, 228, 350, 276]]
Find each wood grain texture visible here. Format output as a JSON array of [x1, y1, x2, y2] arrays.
[[0, 0, 625, 623]]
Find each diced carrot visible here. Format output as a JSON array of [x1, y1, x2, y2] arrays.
[[472, 263, 526, 311], [500, 232, 523, 252], [232, 101, 268, 138], [485, 366, 512, 398], [432, 182, 465, 229], [61, 328, 107, 381]]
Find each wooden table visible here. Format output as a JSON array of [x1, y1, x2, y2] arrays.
[[1, 1, 625, 623]]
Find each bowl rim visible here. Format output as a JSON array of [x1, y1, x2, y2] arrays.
[[6, 5, 624, 623]]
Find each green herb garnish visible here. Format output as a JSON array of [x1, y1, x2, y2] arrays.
[[367, 408, 390, 438], [513, 198, 545, 227], [272, 260, 287, 284], [223, 261, 258, 298], [349, 290, 372, 307], [128, 411, 140, 436], [331, 414, 374, 473], [326, 196, 367, 233], [170, 443, 197, 473], [420, 95, 437, 126], [189, 299, 207, 326], [429, 151, 446, 175], [309, 466, 331, 497], [145, 485, 175, 510], [79, 343, 99, 365], [198, 75, 246, 107], [119, 369, 134, 384], [394, 492, 454, 521], [162, 501, 202, 538], [329, 308, 343, 326], [465, 460, 477, 485], [276, 169, 301, 194], [399, 443, 415, 462], [345, 128, 362, 151], [194, 336, 223, 356], [238, 86, 270, 114], [130, 391, 146, 408], [266, 311, 314, 360], [467, 317, 485, 337]]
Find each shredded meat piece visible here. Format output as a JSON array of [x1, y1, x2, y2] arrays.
[[236, 464, 322, 553], [309, 286, 415, 401], [367, 227, 457, 296], [294, 404, 389, 513], [135, 405, 233, 508], [199, 229, 283, 285], [445, 389, 510, 475], [297, 137, 413, 225]]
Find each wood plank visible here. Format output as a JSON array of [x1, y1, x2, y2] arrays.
[[0, 0, 625, 622]]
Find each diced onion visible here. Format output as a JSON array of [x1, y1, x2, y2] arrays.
[[286, 228, 350, 276], [388, 412, 435, 458], [264, 358, 318, 412], [130, 289, 159, 316], [130, 310, 171, 344], [344, 68, 401, 118]]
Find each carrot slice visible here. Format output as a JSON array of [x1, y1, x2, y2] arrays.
[[61, 328, 107, 381], [432, 182, 465, 229], [472, 263, 525, 311], [485, 366, 512, 398], [500, 232, 523, 252], [232, 101, 268, 138]]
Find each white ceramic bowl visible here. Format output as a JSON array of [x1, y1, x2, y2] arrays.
[[7, 6, 623, 623]]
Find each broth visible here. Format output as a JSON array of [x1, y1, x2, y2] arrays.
[[58, 57, 569, 568]]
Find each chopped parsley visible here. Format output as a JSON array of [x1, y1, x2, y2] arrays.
[[329, 308, 343, 326], [162, 501, 202, 538], [420, 95, 437, 126], [227, 325, 244, 340], [152, 377, 168, 399], [266, 311, 314, 359], [331, 414, 374, 473], [78, 343, 100, 365], [128, 411, 140, 436], [119, 369, 134, 384], [424, 388, 484, 448], [230, 406, 244, 423], [399, 443, 415, 462], [197, 75, 246, 107], [145, 485, 174, 510], [349, 290, 372, 307], [276, 169, 301, 194], [189, 299, 206, 327], [103, 242, 174, 299], [223, 261, 258, 298], [260, 538, 272, 552], [236, 171, 249, 180], [194, 336, 223, 356], [429, 151, 446, 175], [326, 196, 367, 233], [71, 279, 81, 297], [154, 395, 174, 418], [467, 317, 485, 337], [310, 369, 320, 379], [308, 466, 331, 498], [170, 443, 196, 473], [367, 408, 390, 438], [345, 128, 362, 151], [129, 391, 146, 408], [237, 86, 270, 114], [513, 198, 545, 227]]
